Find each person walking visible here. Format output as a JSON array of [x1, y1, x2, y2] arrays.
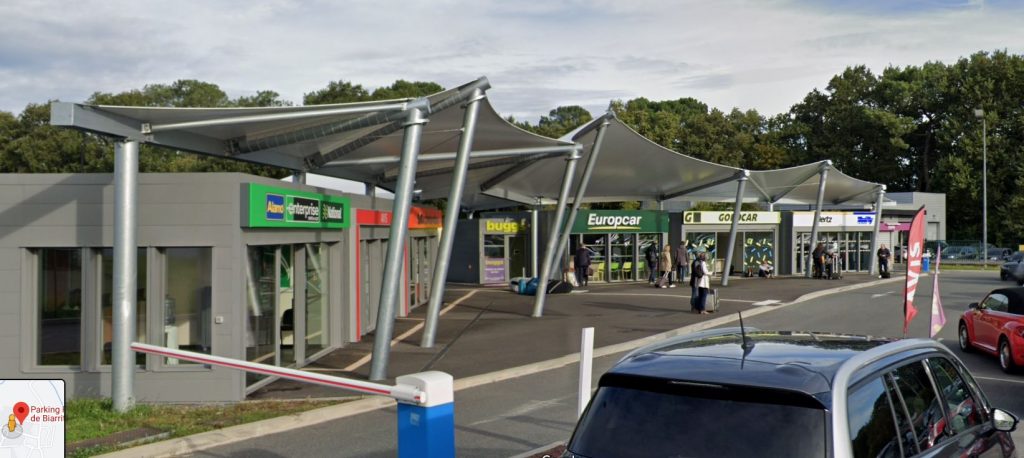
[[575, 244, 592, 287], [675, 242, 690, 288], [659, 244, 675, 288], [644, 242, 659, 284], [877, 244, 891, 278], [691, 251, 711, 314]]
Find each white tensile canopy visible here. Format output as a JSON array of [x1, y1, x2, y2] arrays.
[[50, 77, 885, 403]]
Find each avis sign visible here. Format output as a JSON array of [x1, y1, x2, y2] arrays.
[[245, 183, 350, 229]]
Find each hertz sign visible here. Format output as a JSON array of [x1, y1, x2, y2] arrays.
[[245, 183, 350, 229]]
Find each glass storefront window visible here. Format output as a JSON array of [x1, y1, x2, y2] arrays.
[[246, 246, 276, 384], [638, 234, 660, 282], [609, 234, 634, 282], [305, 243, 328, 356], [743, 232, 774, 275], [38, 248, 82, 366], [101, 248, 147, 366], [163, 248, 212, 365]]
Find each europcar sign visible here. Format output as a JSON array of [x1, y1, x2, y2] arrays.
[[244, 183, 350, 229], [572, 210, 668, 233]]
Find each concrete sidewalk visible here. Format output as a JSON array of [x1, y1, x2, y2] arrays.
[[102, 273, 904, 457], [249, 272, 888, 399]]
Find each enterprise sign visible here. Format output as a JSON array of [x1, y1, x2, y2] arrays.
[[245, 183, 350, 229]]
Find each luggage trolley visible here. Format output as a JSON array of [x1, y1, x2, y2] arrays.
[[825, 246, 842, 280]]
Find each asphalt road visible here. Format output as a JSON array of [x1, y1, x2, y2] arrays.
[[194, 270, 1024, 457]]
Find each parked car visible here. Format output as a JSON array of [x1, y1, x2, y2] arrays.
[[565, 329, 1018, 458], [989, 247, 1013, 262], [959, 287, 1024, 373], [1000, 252, 1024, 281], [943, 246, 979, 260]]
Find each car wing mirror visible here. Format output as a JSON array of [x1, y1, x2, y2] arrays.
[[992, 408, 1019, 432], [968, 302, 979, 310]]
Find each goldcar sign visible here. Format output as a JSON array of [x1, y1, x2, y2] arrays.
[[572, 210, 668, 233], [244, 183, 350, 229], [683, 211, 781, 225]]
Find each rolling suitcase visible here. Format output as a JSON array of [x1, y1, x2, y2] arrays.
[[655, 272, 669, 288], [706, 288, 719, 312], [880, 271, 891, 279]]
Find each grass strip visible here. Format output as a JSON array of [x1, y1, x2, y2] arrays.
[[67, 397, 342, 457]]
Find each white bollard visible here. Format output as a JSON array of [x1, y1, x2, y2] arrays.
[[578, 327, 594, 418]]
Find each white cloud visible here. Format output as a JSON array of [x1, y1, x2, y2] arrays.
[[0, 0, 1021, 121]]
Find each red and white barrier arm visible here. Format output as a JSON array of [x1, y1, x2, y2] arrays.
[[130, 342, 425, 405]]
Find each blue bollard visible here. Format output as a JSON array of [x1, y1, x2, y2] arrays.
[[923, 257, 930, 272], [396, 372, 455, 458]]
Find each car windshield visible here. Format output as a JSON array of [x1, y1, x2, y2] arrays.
[[567, 383, 827, 458]]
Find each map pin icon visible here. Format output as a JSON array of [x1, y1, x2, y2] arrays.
[[13, 402, 28, 424]]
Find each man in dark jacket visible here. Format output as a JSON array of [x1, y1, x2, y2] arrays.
[[675, 243, 690, 286], [644, 243, 659, 284], [877, 244, 891, 277], [575, 244, 593, 286]]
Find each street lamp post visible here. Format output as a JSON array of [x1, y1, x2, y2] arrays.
[[975, 108, 987, 269]]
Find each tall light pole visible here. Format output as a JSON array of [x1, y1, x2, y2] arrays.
[[975, 108, 987, 269]]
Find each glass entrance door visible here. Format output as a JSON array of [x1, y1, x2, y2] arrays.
[[246, 246, 277, 387]]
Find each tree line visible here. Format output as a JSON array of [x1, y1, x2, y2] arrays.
[[1, 50, 1021, 244]]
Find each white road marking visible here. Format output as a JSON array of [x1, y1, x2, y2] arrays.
[[752, 300, 782, 306], [343, 289, 479, 372], [974, 375, 1024, 385], [468, 395, 574, 426], [871, 292, 894, 299], [583, 292, 757, 303]]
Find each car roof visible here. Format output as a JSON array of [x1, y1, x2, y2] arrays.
[[607, 331, 892, 403], [986, 287, 1024, 314]]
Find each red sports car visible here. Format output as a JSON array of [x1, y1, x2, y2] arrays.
[[959, 287, 1024, 373]]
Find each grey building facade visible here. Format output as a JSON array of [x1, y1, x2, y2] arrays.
[[0, 173, 438, 403]]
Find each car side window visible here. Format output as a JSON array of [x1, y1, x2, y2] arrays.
[[927, 358, 983, 436], [983, 294, 1009, 313], [890, 362, 945, 454], [848, 377, 902, 458]]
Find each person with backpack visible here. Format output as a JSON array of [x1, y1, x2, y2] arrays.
[[644, 242, 659, 284], [690, 251, 711, 314]]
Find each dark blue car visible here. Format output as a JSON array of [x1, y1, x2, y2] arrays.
[[564, 329, 1018, 458]]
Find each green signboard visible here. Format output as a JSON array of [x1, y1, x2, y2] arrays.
[[571, 210, 668, 234], [244, 183, 350, 229]]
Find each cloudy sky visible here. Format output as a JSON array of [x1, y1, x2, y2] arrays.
[[1, 0, 1022, 121]]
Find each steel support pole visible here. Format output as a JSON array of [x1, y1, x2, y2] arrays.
[[369, 107, 428, 380], [421, 89, 484, 348], [805, 166, 829, 277], [721, 174, 748, 286], [869, 187, 885, 276], [982, 118, 987, 270], [531, 149, 581, 318], [550, 120, 610, 279], [112, 140, 138, 412], [530, 208, 539, 276]]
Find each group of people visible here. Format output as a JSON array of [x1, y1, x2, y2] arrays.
[[810, 242, 842, 279], [573, 242, 712, 313]]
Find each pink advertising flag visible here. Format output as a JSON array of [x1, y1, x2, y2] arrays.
[[903, 206, 926, 336], [929, 246, 946, 338]]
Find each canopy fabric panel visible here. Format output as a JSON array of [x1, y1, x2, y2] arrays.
[[52, 76, 881, 210], [480, 115, 882, 207]]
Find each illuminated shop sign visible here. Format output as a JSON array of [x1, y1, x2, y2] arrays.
[[244, 183, 350, 229]]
